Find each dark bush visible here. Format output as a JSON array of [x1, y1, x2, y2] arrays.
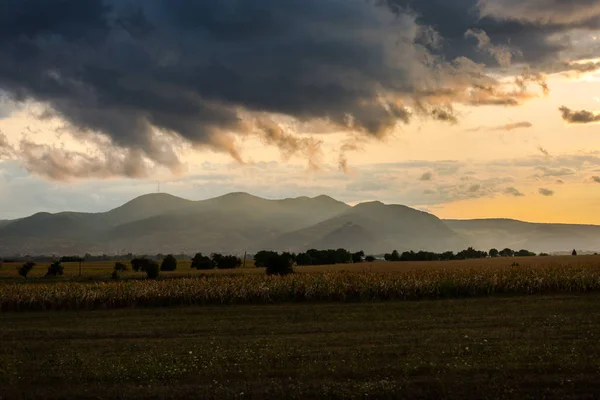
[[384, 250, 401, 261], [131, 257, 150, 272], [352, 251, 365, 263], [112, 262, 128, 280], [191, 253, 214, 270], [295, 249, 353, 266], [365, 255, 376, 262], [18, 261, 36, 279], [253, 251, 278, 268], [515, 249, 536, 257], [144, 261, 160, 279], [265, 253, 294, 276], [499, 248, 514, 257], [45, 261, 64, 277], [114, 262, 128, 272], [295, 252, 313, 266], [161, 254, 177, 271], [212, 253, 241, 269]]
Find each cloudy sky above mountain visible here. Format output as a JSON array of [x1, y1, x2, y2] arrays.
[[1, 0, 600, 223]]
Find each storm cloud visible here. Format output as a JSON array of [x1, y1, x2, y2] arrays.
[[0, 0, 598, 179]]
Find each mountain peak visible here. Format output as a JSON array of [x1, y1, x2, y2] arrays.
[[353, 200, 385, 208]]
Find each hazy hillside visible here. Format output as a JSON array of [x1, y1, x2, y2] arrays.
[[265, 201, 467, 253], [0, 220, 13, 229], [0, 193, 350, 255], [1, 192, 599, 255], [445, 219, 600, 253]]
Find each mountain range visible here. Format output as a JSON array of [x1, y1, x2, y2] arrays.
[[0, 192, 599, 256]]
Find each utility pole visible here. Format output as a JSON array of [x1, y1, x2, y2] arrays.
[[242, 251, 247, 268], [78, 257, 83, 277]]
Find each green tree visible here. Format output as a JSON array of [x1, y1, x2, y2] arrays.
[[499, 248, 514, 257], [111, 262, 128, 280], [365, 255, 376, 262], [160, 254, 177, 271], [384, 250, 401, 262], [489, 248, 499, 258], [45, 261, 64, 277], [191, 253, 214, 270], [572, 249, 578, 256], [265, 252, 294, 276], [295, 252, 313, 266], [254, 251, 279, 268], [144, 261, 160, 279], [351, 251, 365, 263], [18, 261, 35, 279], [212, 253, 241, 269], [515, 249, 536, 257], [131, 257, 150, 272]]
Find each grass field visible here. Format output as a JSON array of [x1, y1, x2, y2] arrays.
[[1, 294, 599, 399]]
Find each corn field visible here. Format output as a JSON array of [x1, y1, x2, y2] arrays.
[[1, 264, 600, 311]]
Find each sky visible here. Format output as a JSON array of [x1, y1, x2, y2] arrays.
[[1, 0, 600, 223]]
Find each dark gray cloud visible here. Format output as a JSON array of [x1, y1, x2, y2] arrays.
[[560, 106, 600, 124], [504, 187, 525, 197], [0, 0, 598, 179], [539, 188, 554, 196]]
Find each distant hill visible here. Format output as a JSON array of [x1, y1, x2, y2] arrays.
[[0, 193, 599, 255], [444, 219, 600, 253], [265, 201, 466, 253], [0, 193, 350, 255]]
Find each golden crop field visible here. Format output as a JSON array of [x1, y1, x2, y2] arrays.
[[1, 254, 598, 281], [1, 256, 599, 311]]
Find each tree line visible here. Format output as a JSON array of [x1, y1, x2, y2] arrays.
[[12, 246, 580, 280]]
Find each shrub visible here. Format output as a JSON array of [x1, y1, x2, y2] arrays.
[[112, 262, 128, 280], [144, 261, 160, 279], [191, 253, 214, 270], [254, 251, 278, 268], [45, 261, 64, 277], [365, 255, 376, 262], [515, 249, 536, 257], [161, 254, 177, 271], [18, 261, 36, 279], [265, 253, 294, 276], [114, 262, 128, 272], [131, 258, 150, 272], [352, 251, 365, 263], [212, 253, 241, 269]]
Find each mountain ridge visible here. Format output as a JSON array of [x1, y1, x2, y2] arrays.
[[1, 192, 599, 255]]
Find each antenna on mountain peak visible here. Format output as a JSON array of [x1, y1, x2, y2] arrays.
[[157, 181, 161, 193]]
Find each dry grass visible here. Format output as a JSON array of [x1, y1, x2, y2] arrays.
[[1, 260, 600, 311], [1, 255, 598, 281]]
